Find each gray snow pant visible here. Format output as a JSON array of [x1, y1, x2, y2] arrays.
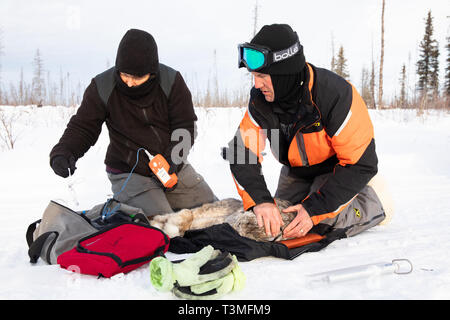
[[107, 163, 217, 217], [274, 165, 385, 237]]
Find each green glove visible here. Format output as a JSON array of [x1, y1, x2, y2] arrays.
[[172, 255, 246, 300], [150, 245, 236, 291], [230, 255, 246, 291]]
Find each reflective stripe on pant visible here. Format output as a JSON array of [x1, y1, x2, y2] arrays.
[[107, 163, 217, 217], [275, 166, 385, 237]]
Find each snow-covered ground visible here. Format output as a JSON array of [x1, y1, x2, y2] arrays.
[[0, 105, 449, 300]]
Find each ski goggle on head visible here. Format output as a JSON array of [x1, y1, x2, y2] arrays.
[[238, 40, 301, 72]]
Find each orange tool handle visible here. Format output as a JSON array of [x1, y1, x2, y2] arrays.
[[148, 154, 178, 188], [279, 233, 325, 249]]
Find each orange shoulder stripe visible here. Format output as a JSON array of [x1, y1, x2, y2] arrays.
[[331, 83, 374, 166], [239, 110, 266, 163]]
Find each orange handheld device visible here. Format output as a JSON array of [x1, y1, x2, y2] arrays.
[[144, 150, 178, 188]]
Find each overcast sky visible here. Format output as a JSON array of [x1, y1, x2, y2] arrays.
[[0, 0, 449, 101]]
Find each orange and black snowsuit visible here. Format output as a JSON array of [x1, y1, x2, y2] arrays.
[[226, 63, 378, 225]]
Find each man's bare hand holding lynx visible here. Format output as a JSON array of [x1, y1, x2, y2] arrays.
[[282, 204, 313, 238], [253, 202, 284, 237]]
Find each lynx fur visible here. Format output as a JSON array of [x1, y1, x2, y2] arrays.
[[149, 174, 394, 242], [149, 198, 295, 242]]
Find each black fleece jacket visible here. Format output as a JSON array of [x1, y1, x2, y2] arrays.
[[50, 70, 197, 177]]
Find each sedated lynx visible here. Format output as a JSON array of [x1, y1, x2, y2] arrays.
[[148, 198, 295, 242], [148, 174, 393, 243]]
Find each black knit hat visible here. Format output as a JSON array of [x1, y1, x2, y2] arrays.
[[250, 24, 305, 75], [115, 29, 159, 76]]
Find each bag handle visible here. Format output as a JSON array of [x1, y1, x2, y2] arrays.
[[28, 231, 59, 264], [131, 213, 150, 225], [26, 219, 41, 248]]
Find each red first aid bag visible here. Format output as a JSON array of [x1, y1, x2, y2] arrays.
[[57, 222, 169, 278]]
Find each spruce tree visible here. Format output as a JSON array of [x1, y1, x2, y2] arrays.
[[334, 45, 350, 80], [416, 10, 440, 101], [429, 38, 440, 99]]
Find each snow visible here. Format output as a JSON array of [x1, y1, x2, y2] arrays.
[[0, 105, 450, 300]]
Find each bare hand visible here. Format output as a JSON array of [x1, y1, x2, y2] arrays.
[[282, 204, 313, 238], [253, 202, 284, 237]]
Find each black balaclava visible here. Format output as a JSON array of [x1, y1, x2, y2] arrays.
[[250, 24, 307, 124], [115, 29, 160, 99]]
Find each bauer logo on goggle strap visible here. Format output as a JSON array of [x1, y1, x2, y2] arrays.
[[273, 42, 300, 62]]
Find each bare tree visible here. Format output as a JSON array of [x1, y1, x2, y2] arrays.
[[8, 84, 18, 105], [66, 71, 72, 106], [47, 70, 59, 106], [31, 49, 45, 107], [398, 64, 407, 108], [407, 51, 414, 104], [445, 35, 450, 98], [19, 68, 25, 105], [360, 67, 372, 106], [330, 33, 336, 72], [0, 107, 21, 150], [212, 49, 220, 104], [59, 67, 65, 106], [370, 60, 377, 109], [248, 1, 260, 89], [369, 39, 377, 109], [378, 0, 385, 109], [252, 0, 259, 37]]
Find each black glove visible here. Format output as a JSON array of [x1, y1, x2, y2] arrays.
[[51, 155, 77, 178], [151, 174, 177, 192], [164, 154, 181, 192], [166, 155, 181, 175], [165, 163, 178, 193]]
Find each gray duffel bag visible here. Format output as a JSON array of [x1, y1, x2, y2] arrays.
[[26, 200, 149, 264]]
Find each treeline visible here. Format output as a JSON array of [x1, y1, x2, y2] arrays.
[[0, 46, 84, 107], [187, 51, 252, 108], [0, 6, 449, 110], [330, 8, 449, 110]]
